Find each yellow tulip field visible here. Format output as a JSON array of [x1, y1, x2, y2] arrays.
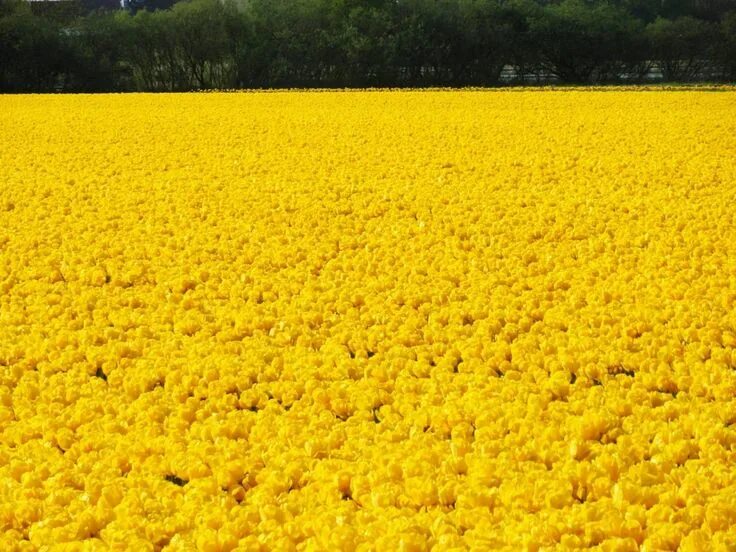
[[1, 90, 736, 550]]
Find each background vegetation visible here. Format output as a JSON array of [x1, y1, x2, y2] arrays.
[[1, 0, 735, 92]]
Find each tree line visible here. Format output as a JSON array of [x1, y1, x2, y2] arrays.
[[1, 0, 735, 92]]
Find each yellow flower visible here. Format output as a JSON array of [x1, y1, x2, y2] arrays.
[[1, 88, 735, 548]]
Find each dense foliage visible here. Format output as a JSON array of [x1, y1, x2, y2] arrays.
[[0, 0, 735, 90]]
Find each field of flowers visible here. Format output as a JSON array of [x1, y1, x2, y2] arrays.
[[1, 90, 736, 551]]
